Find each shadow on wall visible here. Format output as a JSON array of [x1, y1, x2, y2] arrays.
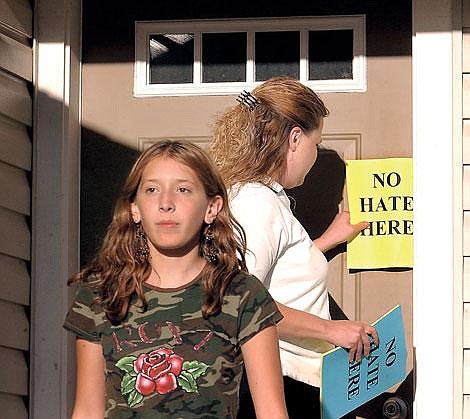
[[80, 127, 139, 266], [289, 146, 347, 261]]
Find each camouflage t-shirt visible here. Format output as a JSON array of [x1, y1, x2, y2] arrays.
[[63, 272, 282, 418]]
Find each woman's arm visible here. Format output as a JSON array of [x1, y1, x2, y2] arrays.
[[233, 191, 375, 362], [276, 302, 378, 362], [241, 325, 288, 419], [71, 338, 105, 419], [313, 211, 369, 253]]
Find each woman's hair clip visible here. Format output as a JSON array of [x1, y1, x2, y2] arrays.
[[236, 90, 260, 111]]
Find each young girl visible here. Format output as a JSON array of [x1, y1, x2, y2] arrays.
[[209, 77, 378, 418], [64, 140, 287, 418]]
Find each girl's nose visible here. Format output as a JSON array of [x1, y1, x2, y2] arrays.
[[159, 191, 175, 212]]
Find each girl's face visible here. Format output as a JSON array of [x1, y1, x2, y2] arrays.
[[131, 157, 222, 257], [283, 118, 323, 189]]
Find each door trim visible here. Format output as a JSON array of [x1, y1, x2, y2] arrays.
[[30, 0, 82, 417], [412, 0, 458, 416]]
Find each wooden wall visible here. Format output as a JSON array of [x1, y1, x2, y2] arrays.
[[0, 0, 33, 418]]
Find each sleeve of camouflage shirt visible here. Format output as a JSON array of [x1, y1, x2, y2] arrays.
[[63, 284, 104, 342], [235, 273, 283, 346]]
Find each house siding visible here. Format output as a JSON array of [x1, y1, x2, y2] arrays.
[[463, 2, 470, 417], [0, 0, 32, 418]]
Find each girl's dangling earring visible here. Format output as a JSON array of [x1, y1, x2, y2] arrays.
[[134, 222, 149, 263], [203, 223, 219, 264]]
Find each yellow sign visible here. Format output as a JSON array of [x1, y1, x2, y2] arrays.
[[346, 158, 413, 269]]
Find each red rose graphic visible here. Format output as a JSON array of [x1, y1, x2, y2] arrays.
[[133, 347, 183, 396]]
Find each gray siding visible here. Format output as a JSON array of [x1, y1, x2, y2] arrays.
[[0, 0, 33, 418]]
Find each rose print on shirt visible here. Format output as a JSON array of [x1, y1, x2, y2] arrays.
[[133, 347, 183, 396], [115, 346, 209, 408]]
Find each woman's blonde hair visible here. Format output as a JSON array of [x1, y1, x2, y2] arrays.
[[209, 76, 329, 189], [69, 140, 247, 324]]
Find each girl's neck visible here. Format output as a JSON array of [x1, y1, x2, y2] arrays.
[[147, 249, 206, 289]]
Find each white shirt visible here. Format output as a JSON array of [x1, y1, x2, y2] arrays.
[[230, 181, 333, 387]]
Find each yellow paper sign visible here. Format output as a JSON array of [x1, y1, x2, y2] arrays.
[[346, 158, 413, 269]]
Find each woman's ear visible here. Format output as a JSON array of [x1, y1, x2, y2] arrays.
[[204, 195, 223, 224], [130, 202, 141, 223], [288, 126, 302, 151]]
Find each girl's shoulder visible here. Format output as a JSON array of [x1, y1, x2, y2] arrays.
[[69, 277, 103, 311], [63, 279, 107, 340], [225, 271, 270, 297], [223, 272, 282, 344], [74, 277, 100, 295]]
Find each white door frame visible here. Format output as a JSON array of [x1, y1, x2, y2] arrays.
[[412, 0, 459, 417], [30, 0, 82, 417]]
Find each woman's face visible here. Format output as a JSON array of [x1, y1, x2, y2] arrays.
[[283, 118, 323, 189]]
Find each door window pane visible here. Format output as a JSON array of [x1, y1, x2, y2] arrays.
[[149, 34, 194, 84], [202, 32, 246, 83], [309, 30, 353, 80], [136, 17, 366, 95], [255, 31, 300, 81]]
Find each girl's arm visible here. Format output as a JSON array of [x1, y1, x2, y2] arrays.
[[241, 325, 288, 419], [276, 302, 378, 362], [71, 338, 106, 419]]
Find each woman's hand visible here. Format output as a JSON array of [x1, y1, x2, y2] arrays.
[[276, 303, 378, 362], [313, 211, 369, 253], [325, 319, 379, 362]]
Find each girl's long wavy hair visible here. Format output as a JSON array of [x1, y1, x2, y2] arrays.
[[69, 140, 247, 325], [209, 76, 329, 189]]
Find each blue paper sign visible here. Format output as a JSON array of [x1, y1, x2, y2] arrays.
[[320, 305, 407, 419]]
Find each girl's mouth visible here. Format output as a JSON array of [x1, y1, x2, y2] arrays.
[[157, 221, 178, 227]]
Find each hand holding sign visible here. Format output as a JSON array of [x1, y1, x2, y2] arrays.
[[324, 318, 379, 363], [320, 305, 407, 419]]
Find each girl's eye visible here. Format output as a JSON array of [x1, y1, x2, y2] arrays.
[[145, 187, 157, 193], [178, 187, 190, 193]]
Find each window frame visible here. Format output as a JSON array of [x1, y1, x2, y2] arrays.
[[134, 15, 366, 97]]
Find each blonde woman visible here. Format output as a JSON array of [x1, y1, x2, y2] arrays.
[[209, 77, 378, 418]]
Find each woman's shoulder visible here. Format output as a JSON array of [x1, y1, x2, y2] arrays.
[[230, 181, 274, 198], [230, 182, 284, 214]]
